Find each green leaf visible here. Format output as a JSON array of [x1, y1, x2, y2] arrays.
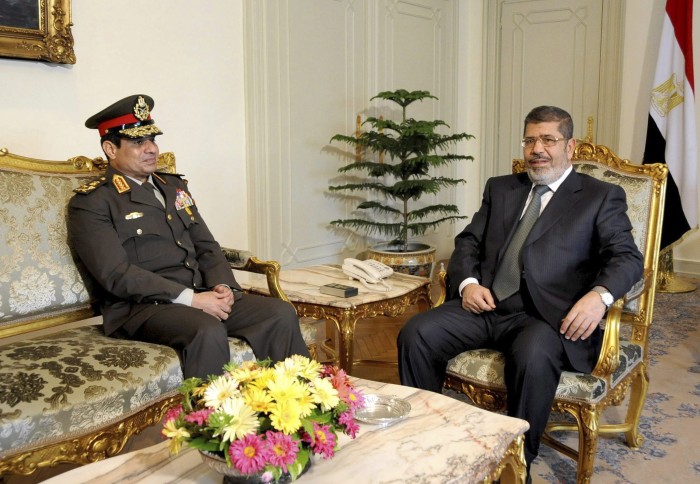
[[187, 437, 220, 452]]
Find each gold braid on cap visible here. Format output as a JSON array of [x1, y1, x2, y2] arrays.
[[120, 123, 162, 138]]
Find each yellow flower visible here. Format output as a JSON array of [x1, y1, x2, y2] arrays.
[[267, 374, 306, 402], [243, 386, 274, 413], [216, 397, 260, 442], [162, 419, 190, 454], [269, 398, 303, 434], [296, 388, 317, 418], [228, 361, 265, 385], [296, 355, 324, 381], [203, 376, 241, 408], [248, 367, 276, 390], [311, 377, 340, 411]]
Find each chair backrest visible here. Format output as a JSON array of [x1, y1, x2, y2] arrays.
[[0, 148, 176, 339], [513, 140, 667, 351]]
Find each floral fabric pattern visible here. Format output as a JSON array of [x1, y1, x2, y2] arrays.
[[446, 340, 643, 404], [0, 325, 257, 457], [0, 170, 93, 326]]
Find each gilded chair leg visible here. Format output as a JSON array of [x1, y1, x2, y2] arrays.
[[575, 406, 599, 484], [624, 365, 649, 448]]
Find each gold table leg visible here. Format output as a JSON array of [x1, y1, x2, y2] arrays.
[[292, 284, 432, 373], [487, 434, 528, 484]]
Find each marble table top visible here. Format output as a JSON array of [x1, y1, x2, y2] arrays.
[[234, 264, 429, 308], [44, 378, 529, 484]]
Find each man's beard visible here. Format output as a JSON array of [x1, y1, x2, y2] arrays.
[[526, 164, 565, 185]]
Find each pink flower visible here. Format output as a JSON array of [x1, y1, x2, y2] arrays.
[[338, 410, 360, 438], [341, 387, 365, 410], [229, 434, 270, 474], [321, 364, 340, 378], [303, 423, 336, 459], [163, 405, 183, 424], [184, 407, 214, 427], [264, 431, 299, 472]]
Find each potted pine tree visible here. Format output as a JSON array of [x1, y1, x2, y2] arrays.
[[329, 89, 473, 276]]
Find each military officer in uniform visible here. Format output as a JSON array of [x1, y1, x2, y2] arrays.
[[68, 94, 309, 379]]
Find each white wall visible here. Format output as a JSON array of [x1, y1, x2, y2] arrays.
[[1, 0, 697, 275], [0, 0, 249, 250]]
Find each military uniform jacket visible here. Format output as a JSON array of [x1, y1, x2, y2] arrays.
[[68, 166, 241, 336]]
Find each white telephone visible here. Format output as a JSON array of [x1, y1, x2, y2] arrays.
[[342, 258, 394, 292]]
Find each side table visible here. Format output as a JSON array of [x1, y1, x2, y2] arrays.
[[235, 264, 431, 373]]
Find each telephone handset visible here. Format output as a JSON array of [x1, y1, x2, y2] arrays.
[[342, 258, 393, 292]]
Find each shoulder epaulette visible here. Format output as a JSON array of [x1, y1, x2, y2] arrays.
[[73, 176, 109, 194], [153, 171, 186, 185]]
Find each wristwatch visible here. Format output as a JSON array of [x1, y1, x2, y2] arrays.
[[592, 286, 614, 309]]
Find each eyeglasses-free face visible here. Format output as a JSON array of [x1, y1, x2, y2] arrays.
[[520, 135, 568, 148]]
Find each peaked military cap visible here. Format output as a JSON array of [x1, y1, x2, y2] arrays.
[[85, 94, 163, 139]]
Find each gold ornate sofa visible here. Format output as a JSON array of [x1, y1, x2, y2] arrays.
[[0, 149, 316, 478], [441, 140, 668, 483]]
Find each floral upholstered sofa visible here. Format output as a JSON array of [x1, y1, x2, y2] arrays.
[[0, 149, 316, 478]]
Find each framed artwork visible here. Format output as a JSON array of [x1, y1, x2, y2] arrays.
[[0, 0, 75, 64]]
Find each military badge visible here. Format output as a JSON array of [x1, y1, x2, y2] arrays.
[[174, 188, 195, 211], [125, 212, 144, 220], [112, 174, 131, 194], [133, 96, 151, 121]]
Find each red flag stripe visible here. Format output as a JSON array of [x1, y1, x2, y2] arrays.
[[666, 0, 694, 91]]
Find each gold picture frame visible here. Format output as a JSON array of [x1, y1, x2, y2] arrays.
[[0, 0, 75, 64]]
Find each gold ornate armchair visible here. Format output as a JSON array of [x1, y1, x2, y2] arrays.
[[441, 141, 668, 483]]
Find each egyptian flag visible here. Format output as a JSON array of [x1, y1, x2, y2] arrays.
[[643, 0, 698, 250]]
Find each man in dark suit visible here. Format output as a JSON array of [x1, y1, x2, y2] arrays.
[[68, 94, 309, 379], [398, 105, 643, 475]]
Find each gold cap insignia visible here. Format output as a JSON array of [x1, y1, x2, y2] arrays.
[[133, 96, 151, 122], [112, 174, 131, 194]]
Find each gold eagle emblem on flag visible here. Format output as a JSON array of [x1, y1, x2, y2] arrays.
[[651, 73, 684, 117]]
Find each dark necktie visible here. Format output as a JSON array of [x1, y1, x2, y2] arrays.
[[142, 181, 165, 208], [491, 184, 550, 301]]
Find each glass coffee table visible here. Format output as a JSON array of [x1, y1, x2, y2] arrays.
[[44, 378, 529, 483], [235, 264, 432, 373]]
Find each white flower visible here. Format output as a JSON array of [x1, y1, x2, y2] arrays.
[[311, 377, 340, 412], [203, 376, 241, 408], [217, 397, 260, 441]]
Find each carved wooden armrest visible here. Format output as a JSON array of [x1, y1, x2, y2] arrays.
[[591, 299, 622, 377], [221, 247, 290, 303], [623, 268, 653, 304]]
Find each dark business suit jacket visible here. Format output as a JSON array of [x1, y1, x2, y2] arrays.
[[68, 166, 242, 336], [447, 169, 643, 372]]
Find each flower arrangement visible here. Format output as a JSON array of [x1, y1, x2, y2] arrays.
[[162, 355, 365, 482]]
